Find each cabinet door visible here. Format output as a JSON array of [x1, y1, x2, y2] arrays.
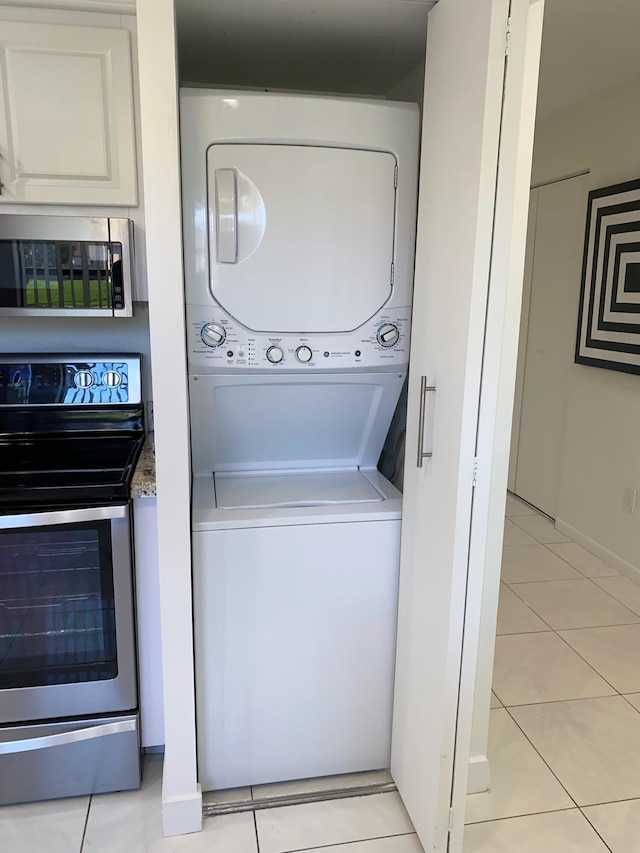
[[0, 21, 137, 206]]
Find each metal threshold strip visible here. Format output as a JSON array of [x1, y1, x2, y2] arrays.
[[203, 780, 398, 818]]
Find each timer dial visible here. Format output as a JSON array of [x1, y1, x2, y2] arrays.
[[266, 346, 284, 364], [296, 345, 313, 363], [376, 323, 400, 347], [201, 323, 226, 347]]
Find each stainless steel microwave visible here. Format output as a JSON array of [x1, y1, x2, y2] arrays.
[[0, 215, 134, 318]]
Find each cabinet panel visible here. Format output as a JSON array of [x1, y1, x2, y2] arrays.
[[133, 496, 164, 748], [0, 21, 137, 205]]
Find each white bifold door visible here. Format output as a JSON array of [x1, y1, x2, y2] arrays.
[[392, 0, 544, 851]]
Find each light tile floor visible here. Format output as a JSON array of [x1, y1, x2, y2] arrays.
[[0, 759, 421, 852], [465, 492, 640, 852], [4, 491, 639, 852]]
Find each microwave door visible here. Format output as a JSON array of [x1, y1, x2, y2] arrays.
[[0, 217, 134, 318]]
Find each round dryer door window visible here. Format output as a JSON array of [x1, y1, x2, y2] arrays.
[[206, 144, 397, 333]]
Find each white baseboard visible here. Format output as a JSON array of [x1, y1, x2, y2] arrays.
[[467, 755, 490, 794], [162, 785, 203, 837], [555, 519, 640, 584]]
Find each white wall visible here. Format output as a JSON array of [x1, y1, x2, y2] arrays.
[[530, 73, 640, 574], [136, 0, 201, 837]]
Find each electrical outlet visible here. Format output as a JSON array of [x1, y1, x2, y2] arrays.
[[146, 401, 154, 432], [623, 486, 637, 514]]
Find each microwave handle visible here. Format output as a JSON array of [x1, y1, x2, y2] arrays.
[[0, 503, 128, 530], [0, 718, 136, 755]]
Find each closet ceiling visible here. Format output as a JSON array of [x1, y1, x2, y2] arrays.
[[176, 0, 434, 94], [176, 0, 640, 121]]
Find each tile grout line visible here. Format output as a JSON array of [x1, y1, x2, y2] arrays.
[[504, 578, 639, 629], [503, 704, 581, 811], [551, 628, 626, 698], [277, 830, 417, 853], [499, 582, 556, 633], [466, 806, 577, 827], [79, 794, 92, 853], [253, 808, 261, 852], [578, 809, 615, 853], [500, 692, 618, 710]]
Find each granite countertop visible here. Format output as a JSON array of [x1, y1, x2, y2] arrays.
[[131, 433, 157, 498]]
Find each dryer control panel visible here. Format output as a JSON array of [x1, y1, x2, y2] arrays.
[[186, 304, 411, 372]]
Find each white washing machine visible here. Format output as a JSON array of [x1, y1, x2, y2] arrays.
[[181, 89, 420, 791]]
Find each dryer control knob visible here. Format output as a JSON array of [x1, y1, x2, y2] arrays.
[[376, 323, 400, 347], [296, 345, 313, 363], [201, 323, 226, 347], [266, 346, 284, 364]]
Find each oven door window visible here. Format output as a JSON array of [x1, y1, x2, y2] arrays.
[[0, 521, 118, 688]]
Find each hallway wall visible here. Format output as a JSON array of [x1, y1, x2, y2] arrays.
[[527, 73, 640, 574]]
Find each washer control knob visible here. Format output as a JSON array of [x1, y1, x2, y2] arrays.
[[74, 370, 94, 388], [201, 323, 226, 347], [296, 345, 313, 363], [266, 346, 284, 364], [103, 370, 122, 388], [376, 323, 400, 347]]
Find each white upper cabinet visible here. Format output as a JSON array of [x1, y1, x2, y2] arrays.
[[0, 21, 137, 205]]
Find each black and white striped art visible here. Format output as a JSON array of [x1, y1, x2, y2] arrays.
[[576, 178, 640, 375]]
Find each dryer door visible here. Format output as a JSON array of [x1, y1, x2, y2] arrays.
[[206, 144, 397, 333]]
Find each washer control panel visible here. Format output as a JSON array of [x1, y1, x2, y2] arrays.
[[187, 304, 411, 371]]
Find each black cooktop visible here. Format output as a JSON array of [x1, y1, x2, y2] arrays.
[[0, 356, 144, 513]]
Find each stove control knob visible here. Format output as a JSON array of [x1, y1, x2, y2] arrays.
[[296, 345, 313, 363], [266, 346, 284, 364], [376, 323, 400, 347], [74, 370, 94, 388], [103, 370, 122, 388], [201, 323, 226, 347]]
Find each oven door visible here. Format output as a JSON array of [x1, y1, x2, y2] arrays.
[[0, 504, 136, 723]]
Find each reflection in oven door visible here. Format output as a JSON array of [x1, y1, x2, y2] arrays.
[[0, 505, 140, 803], [0, 505, 137, 724], [0, 525, 118, 689]]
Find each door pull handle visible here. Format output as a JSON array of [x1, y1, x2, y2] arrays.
[[417, 375, 436, 467]]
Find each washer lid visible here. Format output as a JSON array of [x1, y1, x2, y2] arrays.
[[206, 144, 397, 333], [214, 470, 384, 510], [189, 371, 406, 474]]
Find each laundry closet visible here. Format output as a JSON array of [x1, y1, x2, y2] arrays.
[[136, 0, 544, 847]]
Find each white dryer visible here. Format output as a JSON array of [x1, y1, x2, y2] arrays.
[[181, 89, 419, 791]]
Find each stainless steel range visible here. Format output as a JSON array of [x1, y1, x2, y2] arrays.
[[0, 354, 144, 805]]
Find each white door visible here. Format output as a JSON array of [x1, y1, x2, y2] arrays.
[[510, 174, 589, 516], [391, 0, 544, 850], [206, 144, 397, 332]]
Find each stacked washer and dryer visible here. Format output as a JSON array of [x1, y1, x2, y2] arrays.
[[180, 90, 419, 791]]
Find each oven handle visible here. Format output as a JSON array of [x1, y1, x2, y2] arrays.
[[0, 503, 128, 530], [0, 718, 136, 755]]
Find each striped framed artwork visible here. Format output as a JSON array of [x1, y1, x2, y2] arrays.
[[576, 177, 640, 375]]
